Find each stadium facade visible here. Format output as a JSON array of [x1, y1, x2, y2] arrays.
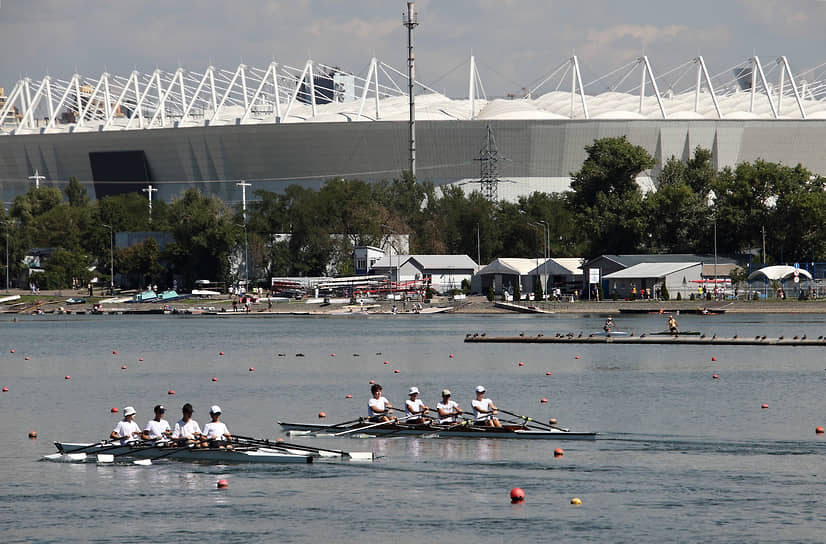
[[1, 55, 826, 204]]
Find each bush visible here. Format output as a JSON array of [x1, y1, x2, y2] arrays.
[[661, 284, 670, 301], [486, 285, 495, 302], [689, 293, 695, 301], [597, 284, 604, 301], [461, 279, 471, 295], [533, 278, 543, 302], [676, 292, 682, 301], [513, 282, 521, 302]]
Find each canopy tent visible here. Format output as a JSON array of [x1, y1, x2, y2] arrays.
[[747, 265, 813, 282]]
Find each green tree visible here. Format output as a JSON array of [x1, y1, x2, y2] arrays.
[[64, 177, 90, 208], [117, 239, 163, 289], [533, 276, 543, 301], [40, 248, 91, 289]]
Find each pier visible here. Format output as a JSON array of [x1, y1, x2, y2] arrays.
[[464, 334, 826, 346]]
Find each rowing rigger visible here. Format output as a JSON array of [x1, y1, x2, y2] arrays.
[[45, 437, 374, 464]]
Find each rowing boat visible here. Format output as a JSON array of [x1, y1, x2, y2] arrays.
[[278, 421, 597, 440], [51, 441, 314, 464]]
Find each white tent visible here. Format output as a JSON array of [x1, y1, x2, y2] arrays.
[[747, 265, 813, 281]]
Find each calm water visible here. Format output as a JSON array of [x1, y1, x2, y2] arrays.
[[1, 311, 826, 543]]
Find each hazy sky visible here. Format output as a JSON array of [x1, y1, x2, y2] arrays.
[[1, 0, 825, 97]]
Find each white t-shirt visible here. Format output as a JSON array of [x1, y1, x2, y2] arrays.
[[144, 418, 171, 440], [405, 398, 426, 418], [437, 399, 461, 423], [172, 418, 202, 439], [472, 398, 496, 420], [112, 420, 141, 444], [367, 396, 390, 417], [202, 421, 230, 441]]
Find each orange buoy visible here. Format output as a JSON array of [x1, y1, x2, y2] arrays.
[[1, 387, 8, 392], [761, 403, 768, 409], [24, 356, 30, 361], [571, 497, 582, 505], [249, 367, 255, 372], [712, 374, 719, 379], [64, 375, 71, 380], [217, 479, 229, 489], [112, 350, 118, 355], [509, 487, 525, 503], [121, 365, 127, 370], [711, 356, 716, 361], [554, 448, 564, 457], [345, 394, 352, 399], [168, 389, 175, 395], [545, 371, 551, 376], [540, 398, 548, 403], [549, 418, 557, 425], [394, 369, 400, 373], [518, 361, 524, 367], [219, 352, 225, 356], [212, 377, 218, 382], [28, 431, 37, 439], [111, 407, 119, 413], [10, 349, 14, 353], [318, 412, 326, 418], [816, 426, 824, 434]]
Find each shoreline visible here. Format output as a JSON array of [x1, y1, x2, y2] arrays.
[[4, 291, 826, 315]]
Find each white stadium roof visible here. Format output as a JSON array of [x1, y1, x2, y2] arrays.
[[3, 54, 826, 136]]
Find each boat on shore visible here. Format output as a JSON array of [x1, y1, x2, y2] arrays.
[[278, 420, 597, 440]]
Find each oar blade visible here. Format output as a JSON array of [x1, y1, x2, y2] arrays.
[[66, 453, 88, 462], [133, 459, 152, 466], [96, 454, 115, 464], [346, 451, 374, 461]]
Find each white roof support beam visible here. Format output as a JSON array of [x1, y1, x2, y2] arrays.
[[76, 73, 108, 129], [751, 56, 778, 118], [149, 68, 184, 128], [22, 79, 33, 128], [46, 74, 81, 131], [571, 56, 589, 119], [640, 56, 667, 119], [694, 56, 723, 119], [181, 67, 213, 123], [103, 71, 138, 130], [240, 65, 249, 111], [777, 56, 806, 119], [272, 64, 282, 121], [19, 77, 52, 130], [283, 60, 312, 122], [156, 71, 166, 127], [241, 62, 277, 124], [307, 60, 317, 117], [210, 64, 244, 124], [356, 57, 381, 121], [126, 70, 161, 130], [467, 55, 487, 120], [0, 81, 22, 129]]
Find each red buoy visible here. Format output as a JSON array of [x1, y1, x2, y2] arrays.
[[384, 360, 389, 365], [139, 358, 144, 362], [761, 403, 768, 409], [212, 377, 218, 382], [64, 375, 71, 380], [219, 352, 225, 356], [113, 350, 118, 355], [575, 355, 580, 359], [510, 487, 525, 503], [711, 356, 716, 361], [549, 418, 557, 425], [554, 448, 564, 457], [816, 426, 824, 434], [394, 369, 400, 373], [712, 374, 719, 379], [318, 412, 326, 418], [540, 398, 548, 403], [249, 367, 255, 372], [345, 394, 352, 399], [10, 349, 14, 353], [28, 431, 37, 439], [168, 389, 175, 395], [518, 361, 524, 367], [449, 354, 454, 358], [2, 387, 8, 392], [111, 407, 119, 413], [276, 437, 284, 442], [331, 353, 336, 357], [217, 479, 229, 489], [369, 380, 375, 384], [545, 371, 551, 376], [121, 365, 127, 370]]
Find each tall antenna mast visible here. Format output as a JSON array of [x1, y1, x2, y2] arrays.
[[477, 124, 500, 201], [403, 2, 419, 177]]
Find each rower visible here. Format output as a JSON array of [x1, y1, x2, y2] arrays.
[[436, 389, 463, 424], [471, 386, 502, 428], [367, 383, 394, 423], [110, 406, 141, 445], [201, 405, 232, 449], [405, 386, 430, 424], [667, 314, 679, 335], [141, 404, 172, 443], [172, 403, 202, 444]]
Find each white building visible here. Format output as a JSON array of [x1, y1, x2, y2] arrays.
[[370, 254, 478, 293], [475, 257, 584, 296], [603, 262, 703, 299]]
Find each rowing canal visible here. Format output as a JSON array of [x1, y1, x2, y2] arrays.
[[2, 312, 826, 543]]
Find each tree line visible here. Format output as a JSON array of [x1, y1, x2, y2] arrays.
[[2, 136, 824, 291]]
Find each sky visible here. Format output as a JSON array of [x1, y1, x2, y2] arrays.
[[1, 0, 826, 98]]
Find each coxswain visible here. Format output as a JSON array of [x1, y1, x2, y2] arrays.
[[141, 404, 172, 443], [110, 406, 141, 445], [367, 383, 394, 423], [471, 386, 502, 428], [171, 403, 202, 444], [405, 386, 430, 424], [667, 314, 679, 335], [201, 405, 232, 449], [436, 389, 463, 424]]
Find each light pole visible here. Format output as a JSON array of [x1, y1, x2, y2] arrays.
[[102, 224, 114, 295], [538, 220, 550, 297], [237, 181, 252, 288], [4, 213, 9, 293]]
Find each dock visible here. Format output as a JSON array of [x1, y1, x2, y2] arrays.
[[464, 334, 826, 346]]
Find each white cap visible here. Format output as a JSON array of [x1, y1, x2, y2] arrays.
[[408, 386, 419, 395], [475, 385, 486, 393], [123, 406, 136, 416], [210, 405, 222, 414]]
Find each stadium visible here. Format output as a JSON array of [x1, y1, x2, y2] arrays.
[[2, 52, 826, 204]]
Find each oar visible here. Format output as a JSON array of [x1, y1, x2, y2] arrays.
[[232, 435, 372, 460], [61, 440, 147, 462], [498, 409, 569, 432], [332, 413, 415, 436], [287, 417, 366, 436], [97, 440, 177, 463], [132, 442, 195, 466]]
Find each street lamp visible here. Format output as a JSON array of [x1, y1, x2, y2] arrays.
[[538, 220, 550, 297], [102, 224, 114, 295], [4, 212, 9, 293]]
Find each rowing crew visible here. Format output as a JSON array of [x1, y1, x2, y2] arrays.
[[111, 403, 233, 448], [367, 383, 503, 428]]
